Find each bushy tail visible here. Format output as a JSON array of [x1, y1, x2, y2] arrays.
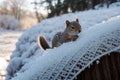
[[38, 35, 51, 50]]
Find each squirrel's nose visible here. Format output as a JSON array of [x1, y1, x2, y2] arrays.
[[78, 30, 81, 33]]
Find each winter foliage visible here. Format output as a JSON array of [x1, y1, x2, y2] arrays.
[[0, 15, 22, 30]]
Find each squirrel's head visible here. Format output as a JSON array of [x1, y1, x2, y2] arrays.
[[65, 19, 81, 36]]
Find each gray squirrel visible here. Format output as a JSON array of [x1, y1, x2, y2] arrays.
[[38, 19, 82, 50]]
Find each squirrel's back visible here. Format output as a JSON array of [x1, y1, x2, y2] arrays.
[[52, 32, 65, 48]]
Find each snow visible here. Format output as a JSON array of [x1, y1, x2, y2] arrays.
[[0, 30, 23, 55], [6, 4, 120, 80], [0, 57, 8, 80], [0, 58, 8, 70], [110, 2, 120, 8], [96, 60, 100, 65], [0, 30, 23, 80]]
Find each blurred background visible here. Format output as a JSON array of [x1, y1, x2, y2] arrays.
[[0, 0, 120, 80], [0, 0, 120, 30]]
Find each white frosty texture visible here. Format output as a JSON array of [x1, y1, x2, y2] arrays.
[[6, 5, 120, 80], [0, 58, 8, 70], [110, 2, 120, 8], [0, 15, 22, 30]]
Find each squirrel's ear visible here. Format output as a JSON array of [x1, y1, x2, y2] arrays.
[[66, 20, 70, 27], [76, 18, 79, 22]]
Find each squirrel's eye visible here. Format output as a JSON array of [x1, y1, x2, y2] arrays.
[[71, 27, 74, 29]]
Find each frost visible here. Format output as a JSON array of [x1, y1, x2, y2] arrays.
[[96, 60, 100, 64], [0, 15, 22, 30]]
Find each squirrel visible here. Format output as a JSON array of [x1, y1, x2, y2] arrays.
[[38, 19, 82, 50]]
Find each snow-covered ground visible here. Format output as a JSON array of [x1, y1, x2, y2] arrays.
[[0, 30, 23, 55], [4, 2, 120, 80], [0, 30, 23, 80]]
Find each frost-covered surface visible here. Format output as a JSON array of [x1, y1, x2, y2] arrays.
[[0, 58, 8, 70], [0, 15, 22, 30], [0, 30, 23, 80], [110, 2, 120, 8], [0, 58, 8, 80], [6, 6, 120, 80], [95, 2, 120, 9], [0, 30, 23, 55]]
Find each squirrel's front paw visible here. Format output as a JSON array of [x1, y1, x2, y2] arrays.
[[73, 35, 79, 41]]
